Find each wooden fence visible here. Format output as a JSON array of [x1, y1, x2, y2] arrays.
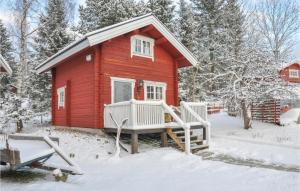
[[251, 99, 280, 124]]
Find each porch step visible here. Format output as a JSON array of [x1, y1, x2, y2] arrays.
[[191, 144, 209, 153], [181, 139, 203, 145], [166, 128, 208, 153], [173, 130, 193, 136], [177, 135, 198, 141]]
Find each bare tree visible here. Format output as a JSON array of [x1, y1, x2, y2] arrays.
[[255, 0, 300, 62], [9, 0, 38, 131]]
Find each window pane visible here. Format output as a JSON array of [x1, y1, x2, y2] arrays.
[[156, 87, 163, 100], [146, 85, 154, 100], [114, 81, 132, 103], [135, 39, 141, 53], [142, 41, 151, 56]]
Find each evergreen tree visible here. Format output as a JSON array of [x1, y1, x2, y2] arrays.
[[0, 19, 15, 132], [78, 0, 140, 34], [177, 0, 195, 50], [176, 0, 197, 101], [34, 0, 71, 60], [146, 0, 175, 32], [29, 0, 71, 121], [0, 20, 13, 62], [223, 0, 244, 58]]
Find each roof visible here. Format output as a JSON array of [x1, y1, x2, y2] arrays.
[[0, 54, 12, 75], [279, 60, 300, 70], [35, 14, 198, 74]]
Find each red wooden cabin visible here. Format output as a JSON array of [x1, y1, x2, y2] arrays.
[[36, 14, 199, 129], [279, 60, 300, 84]]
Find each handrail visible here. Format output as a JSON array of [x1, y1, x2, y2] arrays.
[[181, 101, 209, 126], [104, 99, 211, 154], [162, 102, 191, 154], [181, 101, 211, 144]]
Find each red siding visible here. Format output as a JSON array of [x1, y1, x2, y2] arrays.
[[52, 32, 180, 128], [280, 63, 300, 83], [53, 49, 95, 127], [98, 34, 179, 127]]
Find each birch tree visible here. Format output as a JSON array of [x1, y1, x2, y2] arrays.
[[255, 0, 300, 62], [9, 0, 38, 131]]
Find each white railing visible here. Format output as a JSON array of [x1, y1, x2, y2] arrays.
[[181, 102, 207, 123], [104, 100, 165, 129], [135, 101, 165, 128], [104, 99, 210, 154], [180, 101, 210, 144], [104, 101, 133, 128]]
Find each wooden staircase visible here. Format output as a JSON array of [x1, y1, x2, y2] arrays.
[[166, 127, 209, 153]]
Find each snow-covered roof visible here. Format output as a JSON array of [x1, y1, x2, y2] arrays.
[[0, 54, 12, 75], [279, 60, 300, 70], [36, 14, 198, 74]]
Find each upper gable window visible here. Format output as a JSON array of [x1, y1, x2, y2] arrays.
[[289, 69, 299, 78], [131, 35, 154, 61]]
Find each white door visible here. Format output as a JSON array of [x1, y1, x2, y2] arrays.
[[111, 77, 135, 103]]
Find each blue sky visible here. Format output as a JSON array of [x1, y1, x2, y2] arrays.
[[0, 0, 299, 60]]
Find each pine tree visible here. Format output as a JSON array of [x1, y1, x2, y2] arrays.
[[0, 19, 14, 132], [146, 0, 175, 32], [34, 0, 71, 60], [176, 0, 197, 101], [29, 0, 71, 121], [177, 0, 195, 50], [78, 0, 140, 34], [0, 20, 13, 62]]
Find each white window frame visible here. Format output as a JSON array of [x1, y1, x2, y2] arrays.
[[144, 80, 167, 101], [57, 86, 66, 109], [111, 77, 136, 103], [130, 35, 154, 61], [289, 69, 299, 78]]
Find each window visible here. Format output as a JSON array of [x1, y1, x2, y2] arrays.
[[111, 77, 135, 103], [289, 69, 299, 78], [144, 81, 166, 101], [57, 87, 65, 109], [131, 35, 154, 60]]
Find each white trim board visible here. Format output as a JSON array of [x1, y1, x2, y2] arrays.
[[0, 54, 12, 75], [35, 14, 198, 74]]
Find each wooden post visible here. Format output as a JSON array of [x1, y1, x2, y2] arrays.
[[203, 127, 206, 141], [161, 131, 168, 147], [174, 61, 179, 106], [66, 80, 71, 127], [51, 68, 56, 125], [131, 132, 138, 154], [94, 45, 101, 128]]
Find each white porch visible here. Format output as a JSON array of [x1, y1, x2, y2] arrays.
[[104, 100, 210, 154]]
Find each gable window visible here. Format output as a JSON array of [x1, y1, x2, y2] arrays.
[[131, 35, 154, 61], [144, 81, 166, 101], [57, 87, 66, 109], [289, 69, 299, 78]]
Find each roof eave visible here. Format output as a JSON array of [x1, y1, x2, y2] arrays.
[[36, 38, 90, 74], [36, 14, 198, 74]]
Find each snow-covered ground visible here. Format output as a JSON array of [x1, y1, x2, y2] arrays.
[[209, 112, 300, 166], [1, 113, 300, 191]]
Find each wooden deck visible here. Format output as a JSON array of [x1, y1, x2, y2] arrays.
[[104, 100, 210, 154], [105, 122, 208, 154]]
